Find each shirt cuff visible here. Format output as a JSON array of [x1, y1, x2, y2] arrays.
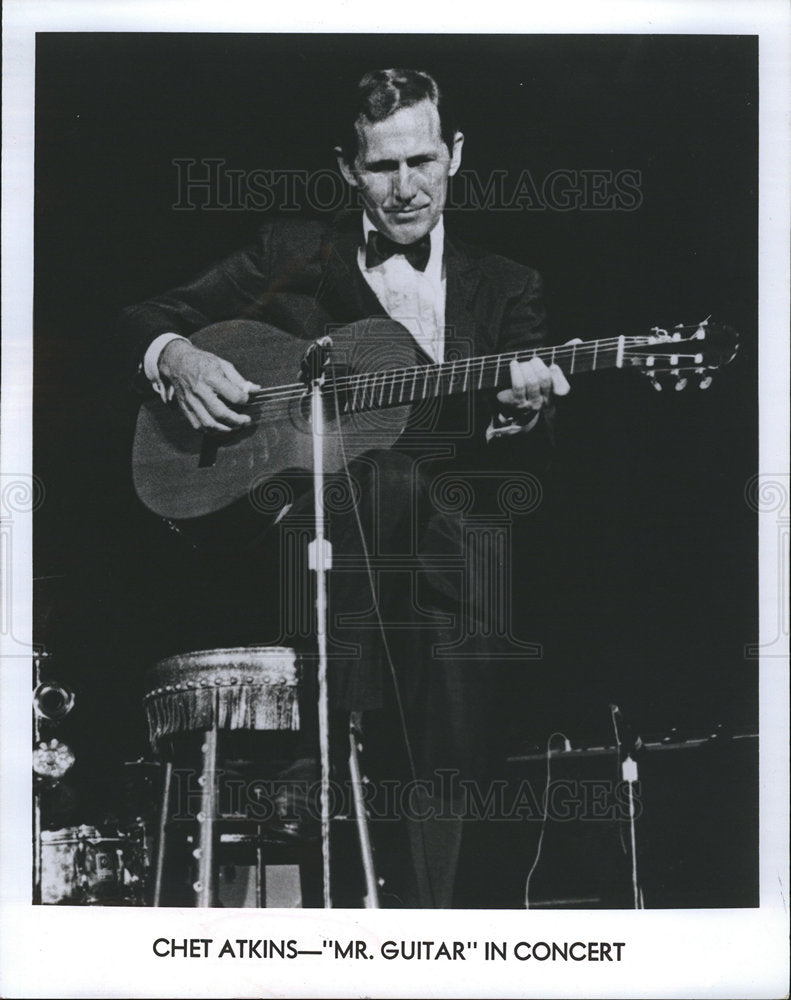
[[485, 409, 541, 442], [143, 333, 188, 402]]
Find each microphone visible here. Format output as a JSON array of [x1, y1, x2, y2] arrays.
[[301, 335, 333, 384], [609, 703, 643, 760]]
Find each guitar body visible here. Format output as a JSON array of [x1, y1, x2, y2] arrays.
[[133, 316, 739, 522], [132, 319, 419, 520]]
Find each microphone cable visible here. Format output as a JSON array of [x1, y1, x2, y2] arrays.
[[524, 731, 571, 909]]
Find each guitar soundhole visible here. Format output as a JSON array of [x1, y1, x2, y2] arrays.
[[292, 366, 352, 426], [324, 364, 351, 420]]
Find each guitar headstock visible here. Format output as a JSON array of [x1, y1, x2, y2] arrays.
[[623, 319, 739, 391]]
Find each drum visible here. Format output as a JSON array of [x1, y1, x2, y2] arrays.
[[143, 646, 302, 749], [40, 826, 130, 904]]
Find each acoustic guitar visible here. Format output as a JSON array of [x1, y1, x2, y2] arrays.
[[132, 317, 739, 521]]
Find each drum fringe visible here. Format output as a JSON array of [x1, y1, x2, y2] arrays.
[[145, 684, 300, 745]]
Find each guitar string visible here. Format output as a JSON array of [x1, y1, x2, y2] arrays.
[[247, 350, 706, 408], [229, 358, 712, 430], [236, 338, 711, 417], [244, 335, 678, 402], [228, 356, 713, 431]]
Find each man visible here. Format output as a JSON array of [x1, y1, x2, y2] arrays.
[[119, 68, 570, 907]]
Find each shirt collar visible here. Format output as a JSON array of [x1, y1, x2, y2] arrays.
[[361, 213, 444, 277]]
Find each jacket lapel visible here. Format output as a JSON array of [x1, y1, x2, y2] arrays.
[[443, 233, 481, 360], [319, 215, 386, 320]]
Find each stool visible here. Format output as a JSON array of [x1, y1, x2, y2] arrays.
[[144, 645, 304, 907]]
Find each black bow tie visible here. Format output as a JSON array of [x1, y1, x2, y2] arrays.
[[365, 229, 431, 272]]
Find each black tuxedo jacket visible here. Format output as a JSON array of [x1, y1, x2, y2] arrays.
[[118, 213, 552, 467]]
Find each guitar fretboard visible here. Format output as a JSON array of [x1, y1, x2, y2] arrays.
[[337, 339, 623, 415], [245, 322, 734, 417]]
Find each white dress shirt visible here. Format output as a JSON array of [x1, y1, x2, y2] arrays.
[[359, 213, 446, 365]]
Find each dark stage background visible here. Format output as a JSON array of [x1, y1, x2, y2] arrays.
[[33, 34, 758, 903]]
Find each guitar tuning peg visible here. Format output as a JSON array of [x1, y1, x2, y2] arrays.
[[698, 374, 713, 390], [648, 373, 662, 391], [674, 376, 688, 392]]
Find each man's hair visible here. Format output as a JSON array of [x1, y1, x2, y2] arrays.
[[338, 68, 456, 163]]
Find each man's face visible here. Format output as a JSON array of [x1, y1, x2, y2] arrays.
[[338, 99, 464, 244]]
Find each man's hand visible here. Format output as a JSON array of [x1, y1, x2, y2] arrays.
[[496, 355, 571, 421], [158, 339, 261, 432]]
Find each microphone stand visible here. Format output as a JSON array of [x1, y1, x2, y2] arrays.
[[302, 335, 381, 910], [622, 753, 641, 909], [303, 337, 333, 908], [610, 704, 644, 909]]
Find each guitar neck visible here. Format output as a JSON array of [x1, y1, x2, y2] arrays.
[[244, 321, 736, 417], [338, 337, 623, 415]]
